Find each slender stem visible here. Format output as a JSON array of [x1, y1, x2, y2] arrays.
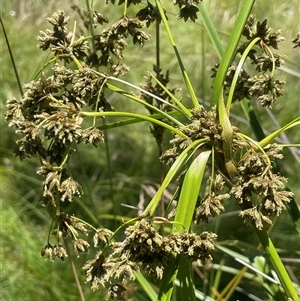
[[80, 111, 188, 138], [85, 0, 96, 52], [155, 7, 165, 216], [103, 119, 117, 227], [156, 17, 160, 75], [155, 0, 199, 108], [84, 0, 116, 227], [0, 16, 23, 97], [64, 239, 86, 301], [123, 0, 128, 15], [211, 0, 255, 106], [226, 37, 261, 110], [253, 229, 299, 300]]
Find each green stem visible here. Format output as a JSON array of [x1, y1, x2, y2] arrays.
[[103, 81, 185, 127], [0, 16, 23, 97], [85, 0, 96, 52], [155, 0, 199, 108], [96, 110, 184, 131], [149, 72, 192, 118], [123, 0, 128, 15], [253, 229, 299, 300], [211, 1, 254, 180], [144, 139, 206, 216], [64, 239, 86, 301], [80, 111, 188, 138], [226, 37, 261, 110], [211, 0, 255, 106]]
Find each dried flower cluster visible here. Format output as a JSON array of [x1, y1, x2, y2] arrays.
[[212, 15, 286, 108], [292, 32, 300, 48], [41, 212, 113, 261], [6, 44, 105, 206], [105, 0, 204, 23], [83, 219, 217, 298], [4, 8, 155, 207], [173, 0, 203, 22], [94, 16, 150, 65], [242, 16, 284, 49], [71, 5, 109, 29], [136, 1, 161, 27], [195, 175, 230, 223], [161, 110, 292, 229], [161, 105, 224, 165], [231, 144, 293, 230]]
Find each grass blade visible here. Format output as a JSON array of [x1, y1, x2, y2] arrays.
[[198, 5, 224, 58], [155, 0, 199, 108], [173, 150, 211, 231], [253, 228, 299, 300], [158, 151, 211, 300], [135, 272, 158, 301], [258, 117, 300, 148], [80, 111, 187, 138], [178, 257, 196, 301], [144, 139, 206, 216], [211, 0, 255, 107], [0, 17, 23, 96]]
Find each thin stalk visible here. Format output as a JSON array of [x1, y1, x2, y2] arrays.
[[148, 73, 191, 118], [102, 121, 117, 227], [0, 16, 23, 96], [211, 258, 225, 299], [253, 228, 299, 300], [64, 239, 85, 301], [226, 37, 261, 110], [201, 25, 206, 101], [85, 0, 96, 52], [156, 16, 160, 76], [85, 0, 116, 226], [155, 0, 199, 108], [123, 0, 128, 15], [104, 78, 185, 121], [154, 9, 165, 216], [80, 111, 188, 138], [211, 0, 255, 106], [97, 110, 184, 131]]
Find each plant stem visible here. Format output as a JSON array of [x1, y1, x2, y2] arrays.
[[211, 0, 255, 106], [155, 6, 165, 216], [0, 17, 23, 97], [64, 239, 86, 301], [253, 229, 299, 300], [84, 0, 116, 227]]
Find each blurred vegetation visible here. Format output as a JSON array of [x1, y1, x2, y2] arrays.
[[1, 0, 299, 300]]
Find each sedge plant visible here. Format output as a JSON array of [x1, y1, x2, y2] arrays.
[[3, 0, 300, 300]]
